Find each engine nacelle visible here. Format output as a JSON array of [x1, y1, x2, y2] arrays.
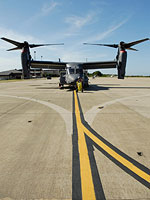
[[21, 46, 31, 79], [117, 50, 127, 79]]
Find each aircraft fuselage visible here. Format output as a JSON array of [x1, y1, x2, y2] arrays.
[[59, 63, 88, 88]]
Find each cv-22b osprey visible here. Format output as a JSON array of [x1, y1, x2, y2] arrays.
[[1, 37, 149, 88]]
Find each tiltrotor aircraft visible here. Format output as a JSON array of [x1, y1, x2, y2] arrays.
[[1, 37, 149, 88]]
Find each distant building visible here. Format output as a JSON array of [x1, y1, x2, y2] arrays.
[[29, 69, 43, 78], [43, 69, 60, 76], [0, 69, 43, 80], [0, 69, 22, 80]]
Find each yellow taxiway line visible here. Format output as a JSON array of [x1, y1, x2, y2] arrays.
[[83, 126, 150, 183], [74, 91, 96, 200], [74, 90, 150, 198]]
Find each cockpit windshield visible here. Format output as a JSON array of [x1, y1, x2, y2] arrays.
[[69, 68, 74, 74], [76, 69, 83, 74]]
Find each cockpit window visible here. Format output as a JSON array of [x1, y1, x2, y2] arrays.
[[76, 69, 83, 74], [69, 68, 74, 74]]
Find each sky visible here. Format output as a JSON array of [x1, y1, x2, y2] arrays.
[[0, 0, 150, 75]]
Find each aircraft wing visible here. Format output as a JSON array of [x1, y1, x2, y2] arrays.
[[82, 61, 117, 69], [30, 60, 117, 70], [30, 60, 66, 70]]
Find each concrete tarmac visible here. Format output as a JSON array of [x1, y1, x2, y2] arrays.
[[0, 77, 150, 199]]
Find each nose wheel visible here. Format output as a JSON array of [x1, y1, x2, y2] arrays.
[[59, 83, 64, 89]]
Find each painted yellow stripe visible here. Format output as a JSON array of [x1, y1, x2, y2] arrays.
[[74, 91, 96, 200], [83, 125, 150, 183]]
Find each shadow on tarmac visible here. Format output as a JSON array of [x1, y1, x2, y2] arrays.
[[35, 84, 150, 92], [86, 84, 150, 91]]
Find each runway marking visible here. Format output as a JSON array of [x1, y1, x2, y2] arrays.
[[74, 91, 96, 200], [73, 90, 150, 198], [83, 126, 150, 183], [85, 94, 150, 125], [0, 94, 72, 135]]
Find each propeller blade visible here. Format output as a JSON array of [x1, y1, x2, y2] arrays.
[[29, 43, 64, 48], [124, 38, 149, 48], [1, 37, 64, 50], [84, 38, 149, 50], [83, 43, 118, 48], [83, 43, 101, 45], [126, 47, 138, 51], [7, 47, 22, 51], [1, 37, 22, 47]]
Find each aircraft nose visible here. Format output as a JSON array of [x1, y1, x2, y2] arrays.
[[70, 76, 76, 82], [69, 75, 78, 83]]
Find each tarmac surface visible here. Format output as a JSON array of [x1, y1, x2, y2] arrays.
[[0, 77, 150, 200]]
